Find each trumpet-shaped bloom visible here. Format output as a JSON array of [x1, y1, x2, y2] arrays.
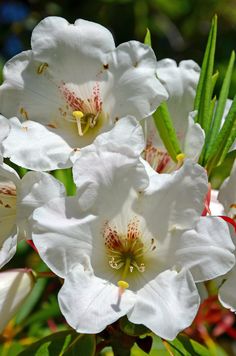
[[0, 16, 167, 171], [0, 115, 10, 155], [0, 269, 34, 333], [144, 59, 204, 173], [0, 161, 65, 269], [31, 119, 234, 339], [217, 163, 236, 312]]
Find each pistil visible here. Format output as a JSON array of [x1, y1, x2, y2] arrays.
[[72, 110, 98, 136], [117, 257, 131, 294]]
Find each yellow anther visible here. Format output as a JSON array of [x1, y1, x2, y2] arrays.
[[72, 111, 84, 120], [176, 153, 185, 163], [37, 63, 48, 75], [20, 107, 29, 120], [117, 280, 129, 289], [73, 111, 85, 136]]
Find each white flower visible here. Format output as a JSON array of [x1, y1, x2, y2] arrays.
[[217, 162, 236, 312], [0, 115, 10, 155], [144, 59, 205, 173], [31, 123, 234, 339], [0, 17, 167, 171], [0, 161, 65, 269], [0, 269, 34, 333]]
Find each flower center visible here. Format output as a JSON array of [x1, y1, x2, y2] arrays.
[[103, 217, 156, 292], [0, 181, 17, 210], [59, 82, 106, 137], [72, 111, 99, 136]]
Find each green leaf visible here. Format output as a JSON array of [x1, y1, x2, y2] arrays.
[[63, 334, 96, 356], [52, 168, 76, 196], [167, 334, 209, 355], [205, 50, 235, 163], [194, 16, 217, 134], [119, 316, 150, 336], [153, 102, 182, 162], [0, 341, 24, 356], [132, 335, 168, 355], [198, 95, 217, 165], [18, 330, 77, 356], [210, 149, 236, 188], [22, 296, 61, 327], [15, 277, 47, 325], [206, 95, 236, 174], [144, 28, 152, 47]]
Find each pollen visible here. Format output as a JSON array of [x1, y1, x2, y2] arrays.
[[103, 217, 157, 291], [72, 111, 84, 120], [117, 280, 129, 289], [37, 63, 48, 75], [176, 153, 185, 163]]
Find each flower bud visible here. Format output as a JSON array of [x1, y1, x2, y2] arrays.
[[0, 269, 35, 333]]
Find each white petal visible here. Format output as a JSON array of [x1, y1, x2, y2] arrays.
[[156, 59, 200, 136], [170, 217, 235, 282], [0, 51, 61, 122], [183, 113, 205, 161], [219, 267, 236, 312], [17, 171, 66, 239], [58, 265, 135, 333], [73, 117, 149, 211], [0, 162, 19, 268], [0, 231, 17, 269], [71, 116, 145, 164], [218, 161, 236, 217], [32, 17, 115, 70], [0, 115, 10, 154], [31, 197, 96, 277], [128, 269, 199, 340], [138, 160, 208, 238], [3, 118, 73, 171], [105, 41, 168, 120], [0, 270, 34, 332], [210, 190, 224, 216]]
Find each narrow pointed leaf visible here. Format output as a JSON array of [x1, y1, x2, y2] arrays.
[[153, 102, 182, 162], [194, 15, 217, 115], [195, 15, 217, 136], [205, 50, 235, 162], [206, 96, 236, 174], [144, 28, 152, 47], [199, 95, 217, 165], [210, 149, 236, 188]]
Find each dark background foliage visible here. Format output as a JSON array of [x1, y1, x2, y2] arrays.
[[0, 0, 236, 96]]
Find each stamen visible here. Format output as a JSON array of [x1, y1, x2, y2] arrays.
[[72, 111, 98, 136], [121, 257, 131, 281], [73, 111, 85, 136], [176, 153, 185, 161], [176, 153, 185, 167], [117, 280, 129, 289]]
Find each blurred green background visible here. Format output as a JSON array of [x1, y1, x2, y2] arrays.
[[0, 0, 236, 96], [0, 0, 236, 97]]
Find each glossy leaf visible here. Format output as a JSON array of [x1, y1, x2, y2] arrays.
[[210, 149, 236, 188], [63, 334, 96, 356], [194, 15, 217, 135], [144, 28, 152, 47], [205, 51, 235, 163], [206, 96, 236, 174], [18, 330, 77, 356], [119, 316, 150, 336], [153, 102, 182, 162]]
